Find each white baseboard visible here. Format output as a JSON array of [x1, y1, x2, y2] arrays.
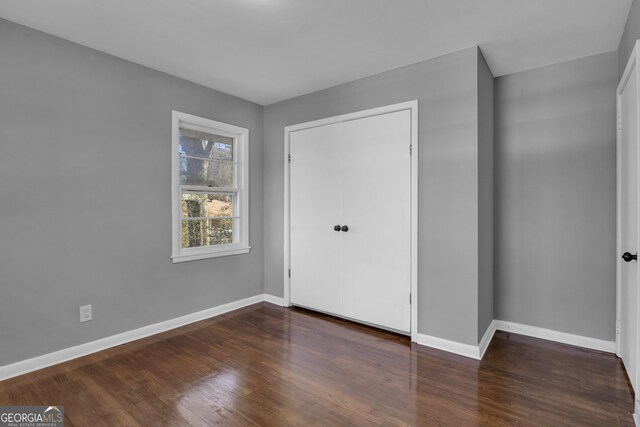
[[1, 299, 617, 382], [263, 294, 285, 306], [414, 320, 497, 361], [0, 294, 279, 382], [414, 321, 497, 361], [479, 320, 497, 359], [494, 320, 616, 353], [414, 333, 482, 360], [634, 400, 640, 427], [413, 318, 614, 360]]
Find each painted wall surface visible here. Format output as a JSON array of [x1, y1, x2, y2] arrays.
[[477, 50, 494, 341], [619, 0, 640, 76], [494, 52, 618, 341], [1, 9, 620, 365], [0, 19, 264, 365], [264, 47, 483, 345]]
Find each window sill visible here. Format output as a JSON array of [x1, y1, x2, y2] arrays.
[[172, 246, 251, 263]]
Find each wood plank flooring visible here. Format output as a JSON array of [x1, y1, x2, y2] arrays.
[[0, 302, 634, 426]]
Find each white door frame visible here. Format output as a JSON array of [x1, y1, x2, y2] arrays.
[[283, 100, 419, 341], [616, 40, 640, 382]]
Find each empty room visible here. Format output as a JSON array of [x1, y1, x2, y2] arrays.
[[1, 0, 640, 425]]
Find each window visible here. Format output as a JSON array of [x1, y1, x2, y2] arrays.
[[172, 111, 249, 262]]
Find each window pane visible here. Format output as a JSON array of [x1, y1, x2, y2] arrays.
[[181, 193, 233, 219], [179, 157, 234, 187], [179, 128, 234, 161], [181, 218, 233, 248]]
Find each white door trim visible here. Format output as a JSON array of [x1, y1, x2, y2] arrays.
[[616, 40, 640, 385], [283, 100, 419, 342]]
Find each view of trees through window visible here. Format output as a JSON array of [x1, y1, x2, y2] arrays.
[[179, 127, 235, 248], [179, 129, 234, 187], [181, 193, 233, 248]]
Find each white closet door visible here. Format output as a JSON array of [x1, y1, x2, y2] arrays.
[[341, 110, 412, 332], [289, 124, 343, 315], [619, 64, 639, 393]]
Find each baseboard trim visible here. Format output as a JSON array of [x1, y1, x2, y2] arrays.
[[479, 320, 497, 359], [1, 301, 617, 382], [414, 318, 613, 360], [263, 294, 285, 306], [0, 294, 276, 382], [414, 321, 497, 361], [414, 333, 481, 360], [494, 320, 616, 353], [634, 400, 640, 427]]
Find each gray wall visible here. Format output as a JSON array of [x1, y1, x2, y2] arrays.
[[477, 50, 494, 341], [264, 47, 485, 345], [2, 9, 621, 367], [619, 0, 640, 77], [0, 19, 264, 366], [494, 51, 618, 341]]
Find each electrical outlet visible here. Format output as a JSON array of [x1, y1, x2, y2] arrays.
[[79, 304, 92, 323]]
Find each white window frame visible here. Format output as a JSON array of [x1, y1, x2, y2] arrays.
[[171, 111, 250, 263]]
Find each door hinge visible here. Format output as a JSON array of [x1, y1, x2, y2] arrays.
[[288, 154, 291, 163], [617, 116, 622, 131], [409, 293, 412, 304], [409, 144, 412, 156], [288, 268, 291, 278]]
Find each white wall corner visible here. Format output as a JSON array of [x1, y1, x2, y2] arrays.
[[494, 320, 616, 353]]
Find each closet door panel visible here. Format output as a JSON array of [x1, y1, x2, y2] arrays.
[[341, 110, 412, 332], [289, 124, 343, 315]]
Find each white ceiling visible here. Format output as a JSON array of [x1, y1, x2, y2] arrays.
[[0, 0, 632, 105]]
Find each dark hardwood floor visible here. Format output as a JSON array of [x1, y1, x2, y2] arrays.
[[0, 302, 634, 426]]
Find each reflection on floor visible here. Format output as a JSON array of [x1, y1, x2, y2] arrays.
[[0, 302, 633, 426]]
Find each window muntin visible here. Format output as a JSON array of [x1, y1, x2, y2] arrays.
[[172, 112, 249, 262]]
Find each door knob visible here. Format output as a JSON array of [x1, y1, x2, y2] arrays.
[[334, 225, 341, 231], [623, 252, 638, 262], [341, 225, 349, 232]]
